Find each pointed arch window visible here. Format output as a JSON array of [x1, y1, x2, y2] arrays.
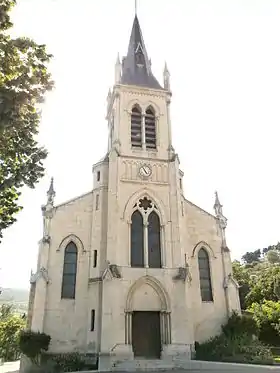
[[130, 198, 162, 268], [145, 107, 156, 149], [61, 242, 78, 299], [148, 211, 161, 268], [131, 211, 144, 267], [198, 248, 213, 302], [131, 106, 142, 148]]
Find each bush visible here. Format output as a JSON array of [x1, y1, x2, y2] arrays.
[[195, 312, 274, 365], [48, 353, 86, 372], [41, 352, 98, 372], [195, 333, 274, 365], [19, 330, 51, 365], [222, 311, 257, 338]]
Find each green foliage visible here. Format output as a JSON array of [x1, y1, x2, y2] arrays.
[[195, 333, 274, 365], [263, 243, 280, 255], [221, 311, 257, 338], [0, 303, 14, 319], [266, 250, 280, 264], [0, 303, 25, 361], [248, 301, 280, 346], [0, 0, 53, 239], [41, 353, 98, 372], [48, 353, 86, 372], [242, 249, 261, 264], [195, 312, 274, 365], [232, 260, 251, 310], [246, 266, 280, 306], [19, 330, 51, 365]]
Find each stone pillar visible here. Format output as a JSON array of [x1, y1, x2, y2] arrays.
[[160, 311, 172, 345], [160, 225, 166, 268], [127, 221, 132, 266], [144, 221, 149, 268], [125, 311, 133, 345], [141, 113, 146, 150]]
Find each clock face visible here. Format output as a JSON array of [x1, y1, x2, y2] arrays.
[[139, 164, 152, 178]]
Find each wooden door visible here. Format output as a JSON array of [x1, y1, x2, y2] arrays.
[[132, 311, 161, 359]]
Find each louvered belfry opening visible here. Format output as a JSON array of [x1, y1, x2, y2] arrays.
[[145, 107, 156, 149], [131, 106, 142, 148]]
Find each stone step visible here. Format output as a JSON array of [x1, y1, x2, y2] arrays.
[[112, 359, 178, 371]]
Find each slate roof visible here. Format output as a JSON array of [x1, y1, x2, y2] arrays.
[[121, 15, 163, 90]]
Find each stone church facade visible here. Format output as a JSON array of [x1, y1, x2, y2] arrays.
[[27, 15, 240, 369]]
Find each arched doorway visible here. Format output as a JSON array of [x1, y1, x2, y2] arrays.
[[125, 276, 171, 359]]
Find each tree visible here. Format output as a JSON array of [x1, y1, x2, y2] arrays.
[[246, 266, 280, 306], [266, 250, 280, 264], [232, 260, 251, 310], [263, 242, 280, 255], [249, 300, 280, 346], [241, 249, 261, 264], [0, 0, 53, 240], [0, 304, 25, 361], [0, 303, 14, 320]]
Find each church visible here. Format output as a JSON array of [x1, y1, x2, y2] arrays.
[[27, 13, 240, 370]]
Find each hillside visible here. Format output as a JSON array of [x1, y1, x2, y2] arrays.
[[0, 288, 29, 313]]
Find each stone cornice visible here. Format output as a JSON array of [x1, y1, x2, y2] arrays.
[[114, 83, 169, 99], [121, 179, 168, 186], [119, 154, 173, 163], [54, 191, 93, 209]]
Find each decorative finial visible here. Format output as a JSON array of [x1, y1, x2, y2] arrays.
[[115, 52, 122, 84], [164, 61, 169, 74], [47, 177, 55, 205], [163, 61, 170, 90], [214, 190, 220, 206], [116, 52, 120, 65], [213, 191, 228, 249], [107, 88, 111, 100], [135, 0, 138, 15]]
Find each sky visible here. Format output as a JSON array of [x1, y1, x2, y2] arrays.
[[1, 0, 280, 289]]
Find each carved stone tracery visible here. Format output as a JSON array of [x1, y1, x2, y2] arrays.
[[135, 197, 157, 216]]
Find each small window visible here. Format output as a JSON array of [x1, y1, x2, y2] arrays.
[[179, 179, 182, 189], [97, 171, 100, 182], [90, 309, 95, 331], [95, 194, 99, 210], [93, 250, 97, 268]]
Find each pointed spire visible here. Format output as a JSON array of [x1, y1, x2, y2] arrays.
[[47, 177, 55, 205], [163, 61, 170, 90], [121, 15, 163, 90]]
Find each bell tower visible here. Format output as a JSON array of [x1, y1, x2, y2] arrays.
[[106, 15, 174, 161], [99, 14, 190, 365]]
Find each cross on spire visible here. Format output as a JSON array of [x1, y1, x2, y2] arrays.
[[135, 0, 137, 15]]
